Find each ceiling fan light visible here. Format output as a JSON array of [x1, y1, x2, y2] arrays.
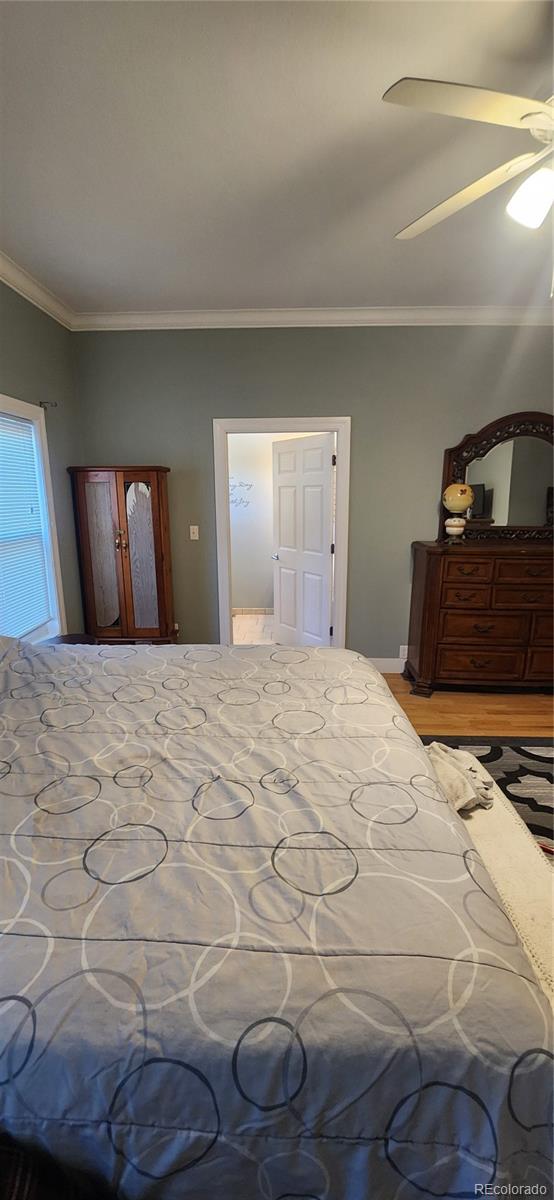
[[505, 167, 554, 229]]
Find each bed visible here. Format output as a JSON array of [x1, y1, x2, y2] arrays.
[[1, 639, 552, 1199]]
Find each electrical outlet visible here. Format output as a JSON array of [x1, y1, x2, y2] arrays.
[[190, 525, 199, 541], [399, 645, 408, 659]]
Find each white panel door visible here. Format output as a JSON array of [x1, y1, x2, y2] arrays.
[[272, 433, 335, 646]]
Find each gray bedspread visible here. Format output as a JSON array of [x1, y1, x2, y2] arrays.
[[0, 641, 552, 1199]]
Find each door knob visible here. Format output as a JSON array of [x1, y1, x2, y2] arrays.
[[271, 553, 280, 561]]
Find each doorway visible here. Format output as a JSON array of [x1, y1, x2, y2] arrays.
[[213, 417, 351, 647]]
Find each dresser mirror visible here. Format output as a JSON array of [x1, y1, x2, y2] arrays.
[[439, 411, 553, 541]]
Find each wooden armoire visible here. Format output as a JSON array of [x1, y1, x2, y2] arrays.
[[69, 467, 176, 643]]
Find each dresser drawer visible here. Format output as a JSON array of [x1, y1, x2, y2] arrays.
[[441, 585, 490, 609], [493, 585, 551, 610], [439, 611, 528, 644], [531, 613, 554, 645], [495, 558, 553, 583], [436, 648, 525, 682], [444, 558, 493, 582], [525, 648, 553, 681]]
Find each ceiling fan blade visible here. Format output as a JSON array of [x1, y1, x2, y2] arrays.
[[395, 146, 553, 239], [383, 78, 554, 132]]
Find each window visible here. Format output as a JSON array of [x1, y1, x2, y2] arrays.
[[0, 394, 65, 641]]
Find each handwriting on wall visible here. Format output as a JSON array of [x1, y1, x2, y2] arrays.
[[229, 477, 254, 509]]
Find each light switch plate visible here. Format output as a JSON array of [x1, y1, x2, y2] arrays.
[[190, 525, 199, 541]]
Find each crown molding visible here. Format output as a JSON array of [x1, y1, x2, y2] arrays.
[[0, 252, 73, 329], [71, 305, 552, 330], [1, 254, 551, 330]]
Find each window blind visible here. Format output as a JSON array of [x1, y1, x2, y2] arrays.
[[0, 412, 53, 638]]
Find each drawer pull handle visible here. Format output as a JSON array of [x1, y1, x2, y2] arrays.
[[469, 657, 492, 669], [525, 567, 548, 578], [457, 565, 479, 577], [521, 592, 543, 603], [474, 623, 493, 634], [455, 591, 477, 601]]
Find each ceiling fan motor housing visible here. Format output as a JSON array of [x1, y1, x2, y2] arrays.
[[521, 105, 554, 145]]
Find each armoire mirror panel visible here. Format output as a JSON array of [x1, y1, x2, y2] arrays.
[[124, 478, 159, 631]]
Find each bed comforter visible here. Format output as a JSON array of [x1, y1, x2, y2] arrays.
[[0, 641, 552, 1199]]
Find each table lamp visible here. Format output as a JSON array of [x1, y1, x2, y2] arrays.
[[442, 482, 475, 540]]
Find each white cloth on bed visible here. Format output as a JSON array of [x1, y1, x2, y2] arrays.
[[427, 740, 495, 811]]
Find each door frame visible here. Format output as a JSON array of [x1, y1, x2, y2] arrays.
[[213, 416, 351, 646]]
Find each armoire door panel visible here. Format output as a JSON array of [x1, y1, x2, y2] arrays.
[[74, 471, 127, 637], [85, 480, 121, 628]]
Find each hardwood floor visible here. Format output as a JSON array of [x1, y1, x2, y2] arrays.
[[385, 675, 554, 738]]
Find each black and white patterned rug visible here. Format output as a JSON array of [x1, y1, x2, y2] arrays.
[[422, 737, 554, 859]]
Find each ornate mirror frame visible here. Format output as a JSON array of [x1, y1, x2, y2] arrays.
[[439, 410, 553, 541]]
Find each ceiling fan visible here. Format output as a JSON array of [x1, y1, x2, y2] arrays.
[[382, 78, 554, 238]]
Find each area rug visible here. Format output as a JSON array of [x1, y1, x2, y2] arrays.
[[421, 736, 553, 858]]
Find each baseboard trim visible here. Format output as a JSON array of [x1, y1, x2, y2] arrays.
[[232, 608, 274, 615], [370, 658, 405, 672]]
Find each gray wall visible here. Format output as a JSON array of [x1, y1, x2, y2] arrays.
[[0, 282, 83, 630], [72, 324, 553, 657]]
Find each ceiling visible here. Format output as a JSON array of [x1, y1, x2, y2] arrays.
[[0, 0, 552, 320]]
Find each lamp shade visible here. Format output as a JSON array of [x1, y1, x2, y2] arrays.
[[506, 168, 554, 230], [443, 483, 475, 514]]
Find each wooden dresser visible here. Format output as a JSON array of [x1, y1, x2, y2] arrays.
[[405, 542, 553, 696]]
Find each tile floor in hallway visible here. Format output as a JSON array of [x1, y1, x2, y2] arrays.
[[232, 613, 275, 644]]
